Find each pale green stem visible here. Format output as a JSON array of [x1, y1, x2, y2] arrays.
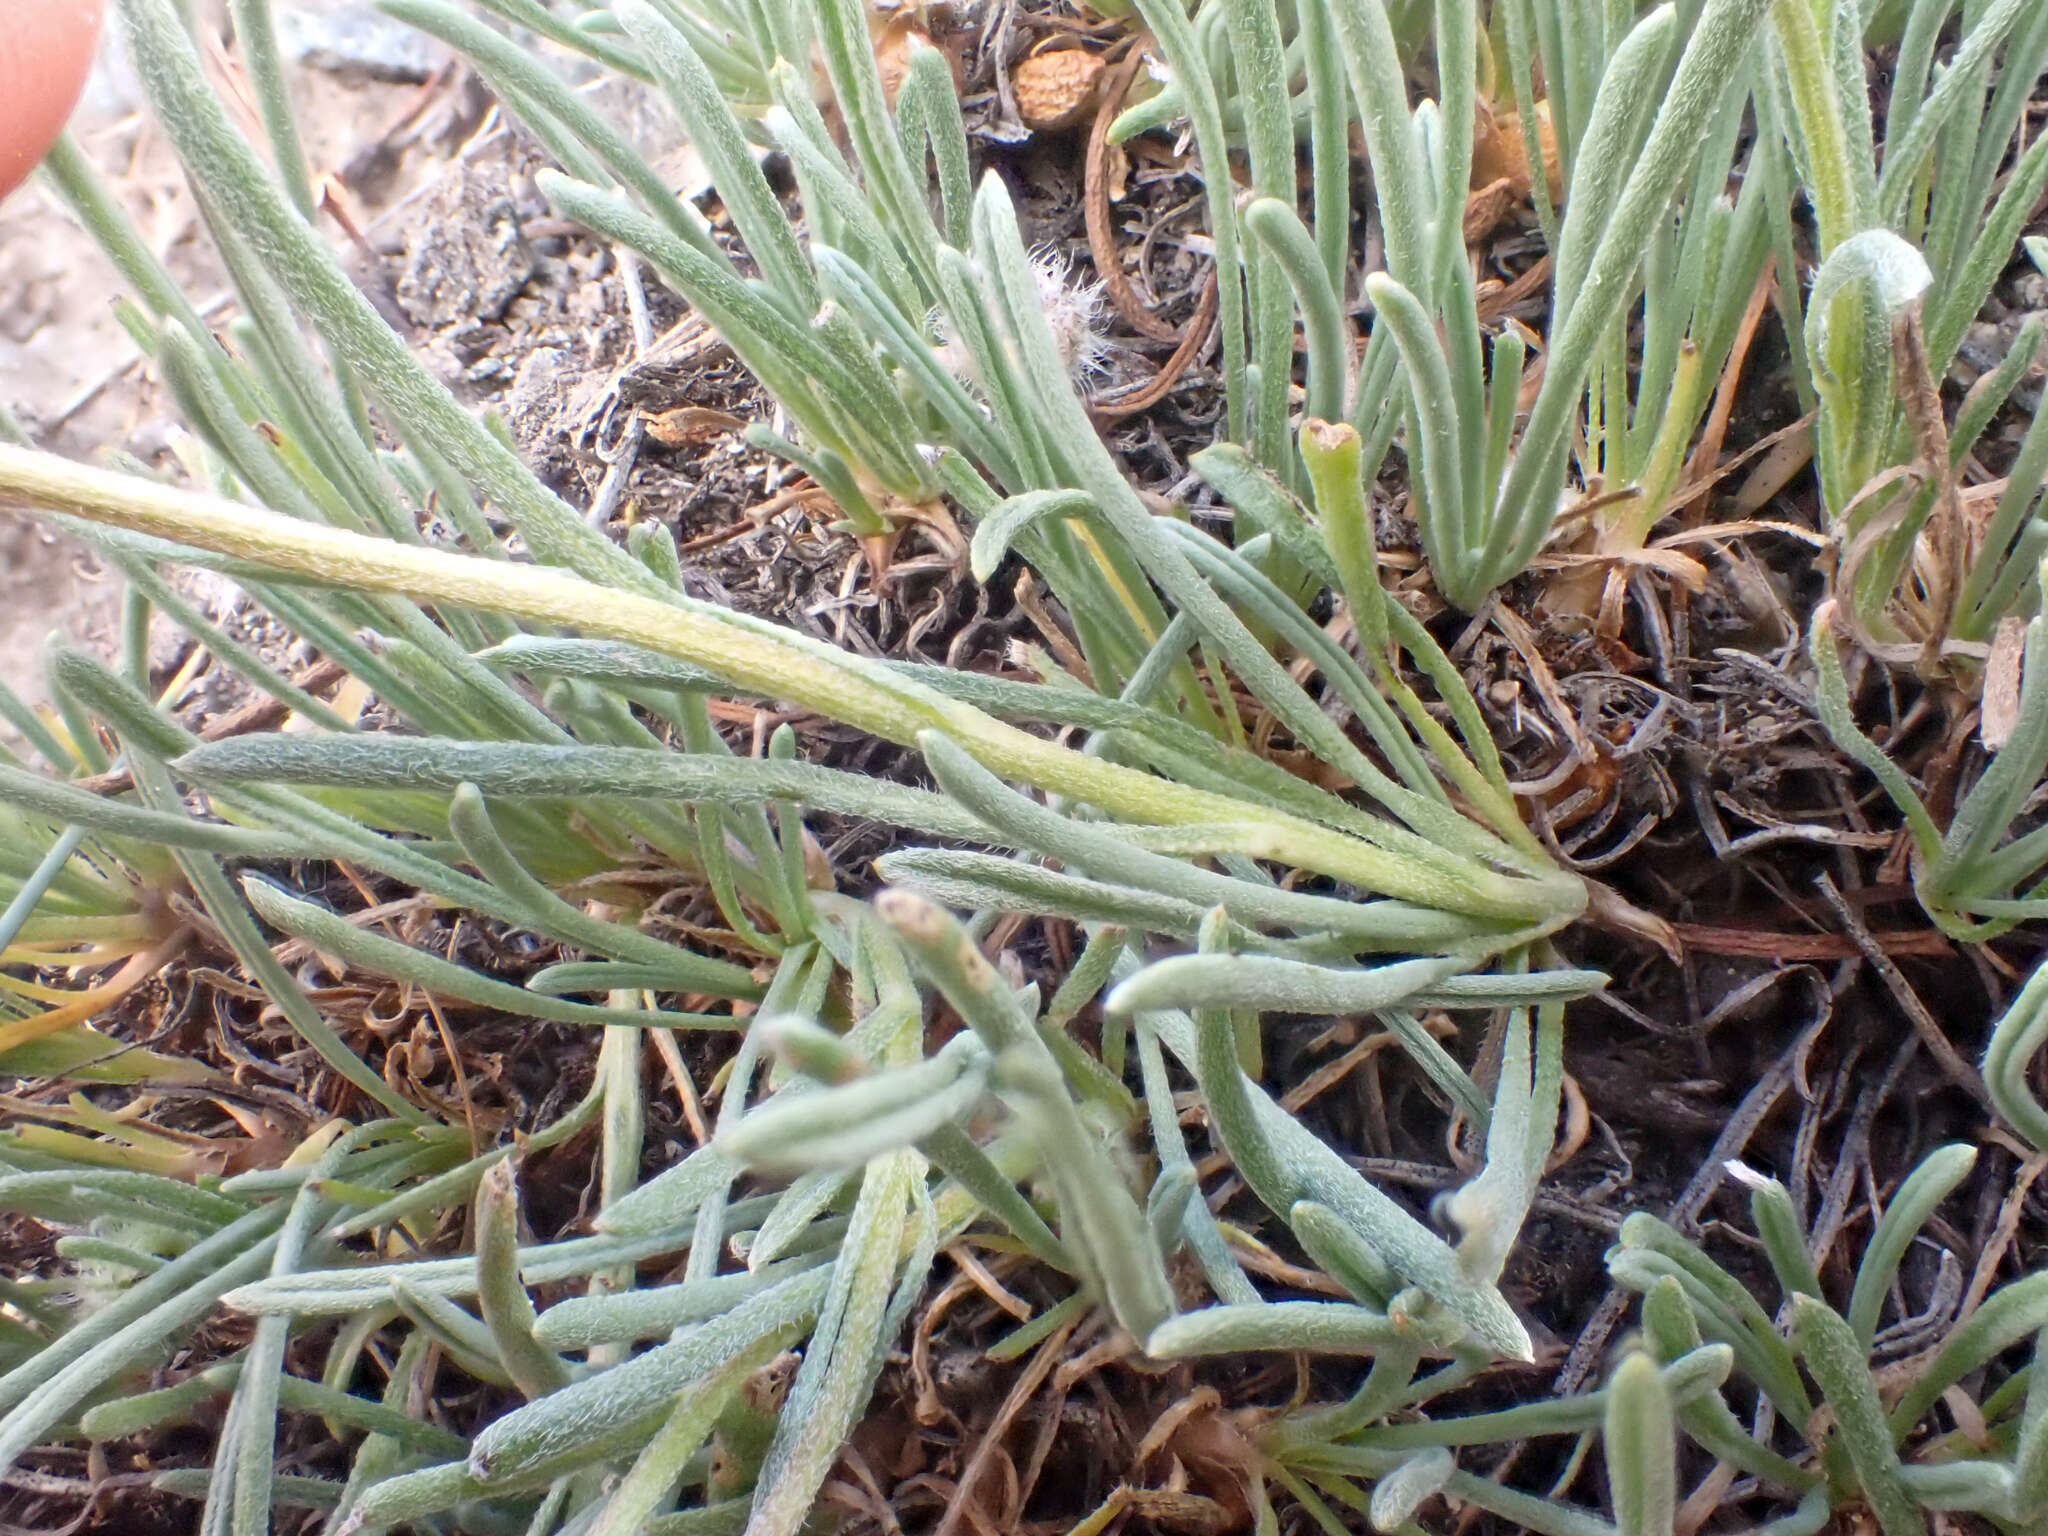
[[1770, 0, 1860, 252], [0, 445, 1566, 925]]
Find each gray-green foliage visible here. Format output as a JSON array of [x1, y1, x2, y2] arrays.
[[433, 0, 2048, 953], [0, 0, 1606, 1528], [1748, 0, 2048, 944], [1985, 951, 2048, 1184], [1120, 0, 1781, 610], [1763, 0, 2048, 655], [1607, 1146, 2048, 1534], [1809, 583, 2048, 939], [1, 0, 2045, 1532]]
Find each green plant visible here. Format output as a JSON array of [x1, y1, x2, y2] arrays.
[[0, 2, 1620, 1530], [1762, 0, 2048, 660], [1117, 0, 1781, 611], [1808, 579, 2048, 939], [1506, 0, 1777, 626], [416, 0, 1783, 623], [12, 0, 1625, 949], [0, 742, 220, 1095], [1187, 1132, 2048, 1536], [1753, 0, 2048, 939], [1985, 950, 2048, 1157], [1606, 1147, 2048, 1533], [1266, 1338, 1709, 1536], [5, 0, 2047, 1531], [369, 0, 1620, 964]]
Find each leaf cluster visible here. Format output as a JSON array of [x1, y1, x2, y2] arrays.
[[0, 1, 2044, 1533]]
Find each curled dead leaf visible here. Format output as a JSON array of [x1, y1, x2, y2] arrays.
[[1533, 543, 1714, 594], [1464, 176, 1521, 244], [873, 12, 932, 105], [1473, 96, 1562, 202], [642, 405, 746, 447]]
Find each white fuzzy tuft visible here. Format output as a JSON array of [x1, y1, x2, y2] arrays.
[[931, 245, 1111, 392], [1027, 245, 1110, 383]]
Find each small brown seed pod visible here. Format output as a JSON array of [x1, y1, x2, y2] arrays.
[[1014, 47, 1107, 132]]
